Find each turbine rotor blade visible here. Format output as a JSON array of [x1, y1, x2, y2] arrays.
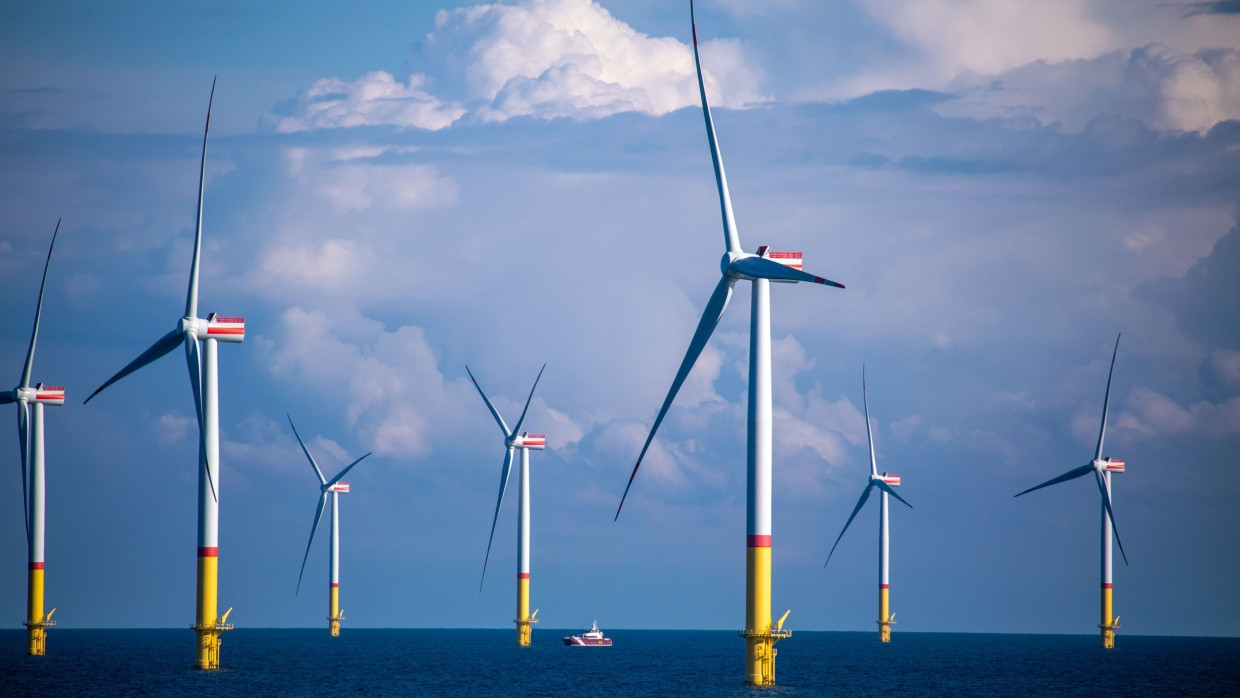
[[184, 333, 204, 435], [1095, 333, 1121, 461], [510, 363, 546, 438], [1013, 463, 1094, 498], [17, 402, 30, 544], [83, 328, 183, 404], [327, 452, 371, 488], [296, 491, 329, 595], [863, 365, 877, 477], [1095, 469, 1129, 566], [690, 0, 741, 254], [20, 219, 60, 390], [876, 479, 913, 509], [287, 414, 328, 485], [825, 484, 873, 566], [480, 447, 516, 590], [0, 394, 13, 405], [466, 366, 512, 437], [616, 274, 734, 520], [186, 77, 216, 320], [185, 334, 216, 503], [729, 256, 845, 288]]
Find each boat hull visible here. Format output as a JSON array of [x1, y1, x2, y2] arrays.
[[563, 636, 612, 646]]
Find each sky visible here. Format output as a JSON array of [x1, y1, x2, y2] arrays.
[[1, 0, 1238, 639]]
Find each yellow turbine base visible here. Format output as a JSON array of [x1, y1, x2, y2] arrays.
[[192, 554, 232, 669], [1100, 585, 1118, 649], [329, 585, 341, 637], [878, 586, 892, 643], [741, 546, 789, 685], [25, 567, 55, 656], [515, 576, 535, 647]]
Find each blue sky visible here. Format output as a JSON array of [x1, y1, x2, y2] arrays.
[[2, 0, 1238, 637]]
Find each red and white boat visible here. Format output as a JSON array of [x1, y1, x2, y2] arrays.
[[563, 621, 612, 646]]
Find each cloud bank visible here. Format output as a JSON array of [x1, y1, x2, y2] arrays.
[[270, 0, 764, 131]]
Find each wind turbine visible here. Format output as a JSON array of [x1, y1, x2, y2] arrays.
[[288, 415, 370, 636], [823, 367, 912, 643], [1015, 333, 1127, 648], [83, 78, 244, 669], [3, 220, 65, 656], [468, 364, 546, 647], [614, 1, 845, 685]]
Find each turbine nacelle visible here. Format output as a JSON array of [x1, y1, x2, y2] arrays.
[[877, 473, 901, 487], [722, 247, 816, 284], [1098, 457, 1125, 473], [183, 314, 246, 343], [511, 433, 546, 450], [326, 481, 350, 493], [176, 314, 246, 343]]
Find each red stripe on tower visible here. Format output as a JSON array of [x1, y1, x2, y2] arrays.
[[518, 573, 530, 580], [198, 547, 218, 557], [880, 584, 889, 589], [29, 562, 44, 570], [1103, 583, 1113, 589], [331, 583, 339, 588], [747, 535, 772, 548]]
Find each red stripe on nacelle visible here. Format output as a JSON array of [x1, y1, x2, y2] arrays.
[[207, 327, 245, 335], [29, 562, 44, 570], [747, 535, 772, 548], [518, 573, 530, 580], [198, 547, 219, 557]]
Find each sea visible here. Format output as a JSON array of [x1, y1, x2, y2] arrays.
[[2, 629, 1237, 696]]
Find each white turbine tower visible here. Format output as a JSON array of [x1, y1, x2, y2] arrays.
[[288, 415, 370, 636], [468, 364, 546, 647], [614, 1, 845, 685], [823, 367, 912, 643], [84, 78, 244, 669], [1016, 333, 1128, 648], [3, 220, 65, 656]]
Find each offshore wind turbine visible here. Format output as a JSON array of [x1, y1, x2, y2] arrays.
[[614, 1, 845, 685], [84, 78, 244, 669], [1015, 333, 1127, 648], [823, 367, 912, 643], [3, 220, 65, 656], [288, 415, 371, 636], [468, 364, 546, 647]]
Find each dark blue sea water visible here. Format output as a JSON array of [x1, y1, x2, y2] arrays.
[[2, 629, 1237, 696]]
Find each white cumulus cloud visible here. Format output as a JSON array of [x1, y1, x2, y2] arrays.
[[269, 72, 466, 132], [270, 0, 765, 129]]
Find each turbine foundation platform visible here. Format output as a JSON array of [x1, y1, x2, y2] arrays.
[[329, 611, 345, 637], [193, 618, 234, 669], [515, 616, 538, 647], [740, 628, 791, 685], [24, 614, 55, 656], [1100, 619, 1120, 649]]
